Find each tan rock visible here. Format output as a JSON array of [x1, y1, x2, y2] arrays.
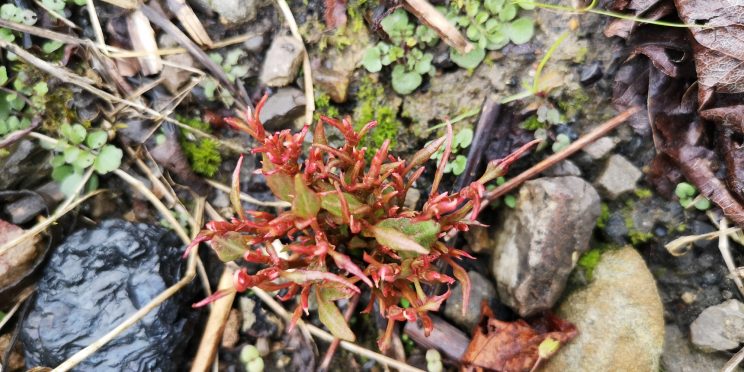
[[544, 247, 665, 372]]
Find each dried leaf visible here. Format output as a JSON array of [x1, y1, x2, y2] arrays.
[[461, 304, 577, 372], [0, 219, 43, 295]]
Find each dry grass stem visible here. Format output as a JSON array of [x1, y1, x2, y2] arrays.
[[126, 10, 164, 75], [206, 179, 291, 208], [274, 0, 315, 123], [85, 0, 107, 54], [33, 0, 79, 29], [97, 0, 137, 8], [718, 219, 744, 297], [166, 0, 214, 46], [403, 0, 473, 53], [665, 226, 741, 256]]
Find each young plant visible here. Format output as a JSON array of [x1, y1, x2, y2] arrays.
[[431, 126, 473, 176], [190, 95, 533, 350], [361, 9, 438, 95], [201, 49, 250, 106], [447, 0, 535, 69], [45, 123, 122, 196], [675, 182, 711, 211]]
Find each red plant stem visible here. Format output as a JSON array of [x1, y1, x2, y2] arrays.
[[318, 294, 361, 372], [483, 106, 640, 208]]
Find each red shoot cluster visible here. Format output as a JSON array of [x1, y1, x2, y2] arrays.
[[190, 95, 531, 350]]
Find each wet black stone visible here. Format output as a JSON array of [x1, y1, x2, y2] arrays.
[[20, 220, 197, 371], [579, 61, 603, 85]]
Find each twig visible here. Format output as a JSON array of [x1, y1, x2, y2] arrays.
[[725, 343, 744, 372], [484, 107, 641, 202], [0, 116, 40, 148], [718, 219, 744, 297], [190, 259, 236, 372], [51, 198, 205, 372], [206, 179, 291, 208], [0, 296, 25, 333], [97, 0, 137, 8], [318, 294, 360, 371], [274, 0, 315, 124], [402, 0, 473, 54]]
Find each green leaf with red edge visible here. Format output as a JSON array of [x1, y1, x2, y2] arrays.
[[316, 287, 355, 341], [376, 218, 440, 250], [262, 154, 294, 202], [372, 220, 432, 255], [292, 174, 321, 219], [321, 192, 365, 218], [319, 281, 356, 301], [209, 231, 246, 262]]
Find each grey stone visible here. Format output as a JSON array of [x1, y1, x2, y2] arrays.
[[404, 188, 421, 210], [579, 61, 603, 85], [192, 0, 269, 25], [541, 159, 581, 177], [691, 299, 744, 352], [443, 271, 497, 330], [544, 247, 665, 372], [491, 176, 600, 317], [662, 325, 732, 372], [259, 36, 304, 87], [258, 88, 306, 131], [0, 139, 51, 190], [595, 154, 643, 199], [3, 194, 46, 224], [582, 136, 616, 160]]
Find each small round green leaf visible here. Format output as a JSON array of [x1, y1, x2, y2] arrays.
[[74, 151, 95, 169], [675, 182, 696, 199], [450, 47, 486, 69], [391, 65, 423, 95], [504, 194, 517, 208], [63, 145, 80, 163], [94, 144, 123, 174], [451, 155, 467, 175], [499, 3, 517, 22], [485, 0, 506, 12], [506, 17, 535, 45], [361, 46, 382, 72], [86, 130, 108, 149], [60, 172, 84, 197], [455, 127, 474, 148]]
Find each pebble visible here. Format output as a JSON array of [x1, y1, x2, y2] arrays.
[[259, 36, 304, 87], [544, 247, 665, 371], [258, 88, 306, 131], [579, 61, 603, 85], [663, 325, 732, 372], [595, 154, 643, 200], [192, 0, 269, 25], [582, 136, 616, 160], [491, 176, 600, 317], [541, 159, 581, 177], [690, 299, 744, 352], [443, 271, 497, 330]]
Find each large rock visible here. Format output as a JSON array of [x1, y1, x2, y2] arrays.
[[662, 325, 731, 372], [443, 271, 497, 330], [690, 299, 744, 352], [20, 220, 196, 371], [491, 176, 600, 317], [544, 247, 665, 372], [259, 36, 304, 87]]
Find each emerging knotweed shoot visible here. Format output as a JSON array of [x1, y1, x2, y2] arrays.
[[190, 95, 533, 350]]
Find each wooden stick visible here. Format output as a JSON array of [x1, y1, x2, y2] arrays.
[[402, 0, 473, 54], [166, 0, 214, 47], [190, 264, 236, 372], [484, 106, 641, 203]]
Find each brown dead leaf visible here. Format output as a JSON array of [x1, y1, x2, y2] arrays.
[[461, 304, 577, 372], [673, 0, 744, 106], [324, 0, 348, 29], [0, 219, 43, 297]]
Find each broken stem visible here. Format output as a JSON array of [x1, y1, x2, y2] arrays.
[[718, 219, 744, 297]]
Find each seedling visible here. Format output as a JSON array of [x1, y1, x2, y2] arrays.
[[431, 126, 473, 176], [45, 123, 122, 196], [361, 9, 437, 95], [446, 0, 536, 69], [675, 182, 711, 211], [201, 49, 250, 106]]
